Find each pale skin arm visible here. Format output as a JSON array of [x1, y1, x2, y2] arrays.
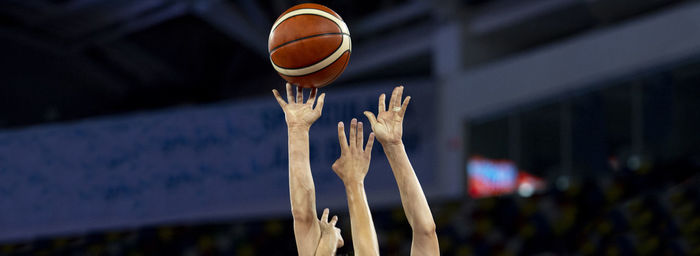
[[315, 208, 344, 256], [364, 86, 439, 255], [273, 83, 327, 256], [332, 118, 380, 256]]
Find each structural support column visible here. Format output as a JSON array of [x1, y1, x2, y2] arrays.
[[434, 20, 464, 197]]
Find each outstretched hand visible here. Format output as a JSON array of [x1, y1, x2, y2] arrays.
[[332, 118, 375, 185], [363, 86, 410, 146], [273, 83, 326, 130]]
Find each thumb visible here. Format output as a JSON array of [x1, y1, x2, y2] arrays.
[[363, 111, 378, 127]]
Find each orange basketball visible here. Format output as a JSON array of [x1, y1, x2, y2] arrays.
[[268, 3, 351, 88]]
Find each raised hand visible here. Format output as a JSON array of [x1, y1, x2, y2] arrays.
[[332, 118, 375, 185], [315, 208, 344, 256], [273, 83, 326, 130], [365, 86, 439, 255], [363, 86, 410, 146], [332, 119, 380, 255], [275, 82, 326, 256]]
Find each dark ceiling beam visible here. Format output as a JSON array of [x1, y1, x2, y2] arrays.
[[0, 1, 58, 27], [98, 41, 185, 86], [1, 0, 194, 96], [339, 23, 433, 81], [60, 0, 112, 12], [468, 0, 580, 34], [70, 1, 190, 51], [0, 27, 67, 57], [1, 0, 188, 90], [236, 0, 272, 32], [194, 0, 268, 58], [40, 0, 172, 38], [0, 28, 128, 96], [587, 0, 680, 23], [352, 1, 431, 37], [429, 0, 462, 20]]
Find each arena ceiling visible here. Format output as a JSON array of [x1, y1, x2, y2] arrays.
[[0, 0, 685, 128]]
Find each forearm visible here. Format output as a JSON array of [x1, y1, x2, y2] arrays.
[[288, 127, 317, 220], [344, 182, 380, 256], [383, 143, 436, 233], [288, 127, 320, 256]]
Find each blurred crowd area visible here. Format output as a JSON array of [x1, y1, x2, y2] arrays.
[[2, 164, 697, 256]]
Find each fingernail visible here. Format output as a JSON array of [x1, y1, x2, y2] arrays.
[[358, 122, 362, 125], [339, 122, 344, 127]]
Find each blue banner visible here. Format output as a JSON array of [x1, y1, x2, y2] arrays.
[[0, 80, 435, 241]]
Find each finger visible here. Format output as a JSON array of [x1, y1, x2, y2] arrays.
[[330, 215, 338, 226], [337, 122, 348, 152], [399, 96, 411, 118], [314, 93, 326, 115], [363, 111, 377, 127], [272, 89, 286, 108], [349, 118, 357, 151], [395, 86, 404, 110], [336, 228, 344, 248], [365, 132, 375, 154], [389, 86, 400, 109], [321, 208, 329, 223], [357, 121, 363, 150], [285, 83, 294, 103], [378, 93, 386, 113], [296, 86, 303, 103], [307, 88, 317, 105]]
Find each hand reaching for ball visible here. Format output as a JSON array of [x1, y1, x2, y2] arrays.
[[332, 118, 375, 185], [272, 83, 326, 130], [363, 86, 410, 146]]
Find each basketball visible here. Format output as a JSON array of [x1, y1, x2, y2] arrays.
[[268, 3, 351, 88]]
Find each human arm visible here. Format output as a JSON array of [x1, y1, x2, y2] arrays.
[[315, 208, 344, 256], [363, 86, 439, 255], [272, 83, 326, 256], [332, 119, 380, 256]]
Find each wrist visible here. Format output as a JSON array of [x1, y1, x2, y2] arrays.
[[287, 125, 310, 133], [382, 141, 405, 153], [343, 179, 365, 188]]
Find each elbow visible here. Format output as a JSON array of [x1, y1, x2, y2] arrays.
[[289, 187, 316, 223], [291, 208, 314, 224], [414, 220, 437, 237], [291, 202, 316, 225]]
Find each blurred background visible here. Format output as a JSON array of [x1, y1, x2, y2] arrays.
[[1, 0, 699, 255]]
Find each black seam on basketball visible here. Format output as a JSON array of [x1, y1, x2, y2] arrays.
[[273, 33, 345, 71], [324, 51, 351, 84], [272, 10, 343, 32], [280, 50, 350, 77], [269, 32, 349, 53], [270, 12, 343, 52]]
